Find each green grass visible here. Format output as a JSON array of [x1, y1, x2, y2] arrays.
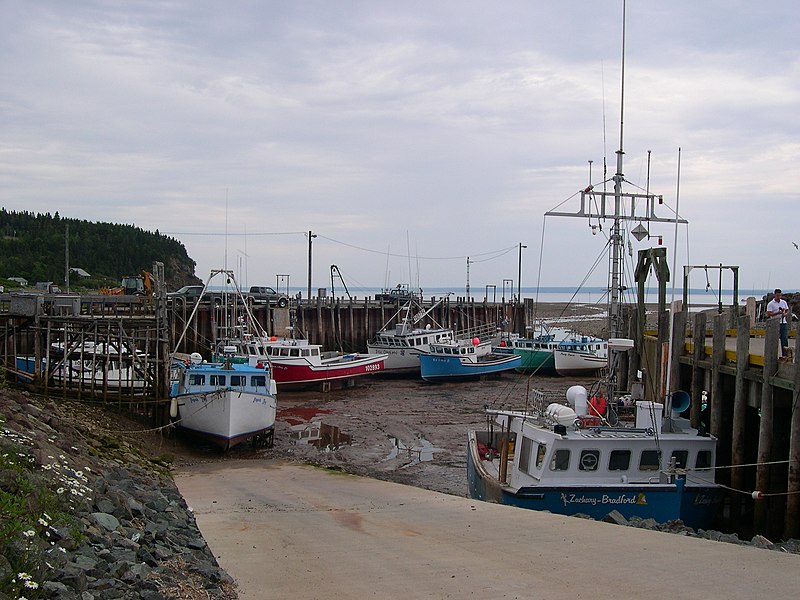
[[0, 417, 84, 598]]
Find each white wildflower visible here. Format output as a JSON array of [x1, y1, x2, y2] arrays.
[[22, 530, 35, 538], [24, 580, 39, 589]]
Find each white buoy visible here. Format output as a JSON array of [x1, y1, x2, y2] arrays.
[[169, 397, 178, 418]]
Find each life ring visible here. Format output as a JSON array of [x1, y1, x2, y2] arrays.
[[580, 453, 598, 470], [589, 395, 607, 417]]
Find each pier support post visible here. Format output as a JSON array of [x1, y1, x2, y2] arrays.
[[710, 314, 727, 439], [785, 322, 800, 538], [690, 312, 707, 429], [755, 318, 780, 534], [730, 314, 751, 525]]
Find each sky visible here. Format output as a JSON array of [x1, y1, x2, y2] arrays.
[[2, 1, 798, 297]]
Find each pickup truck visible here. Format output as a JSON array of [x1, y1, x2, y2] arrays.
[[248, 286, 289, 307]]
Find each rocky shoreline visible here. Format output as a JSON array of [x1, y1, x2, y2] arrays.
[[0, 388, 235, 600]]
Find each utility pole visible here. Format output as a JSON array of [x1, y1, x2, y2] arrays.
[[306, 231, 317, 301], [517, 242, 527, 302]]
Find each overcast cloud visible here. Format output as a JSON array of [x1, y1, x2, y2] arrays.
[[2, 1, 798, 295]]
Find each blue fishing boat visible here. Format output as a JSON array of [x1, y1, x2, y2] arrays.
[[467, 384, 722, 529], [419, 338, 521, 382], [170, 348, 278, 450]]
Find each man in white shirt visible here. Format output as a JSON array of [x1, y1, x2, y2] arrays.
[[766, 288, 790, 358]]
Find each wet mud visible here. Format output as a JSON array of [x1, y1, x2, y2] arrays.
[[171, 372, 598, 498]]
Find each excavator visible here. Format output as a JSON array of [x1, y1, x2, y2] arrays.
[[100, 271, 154, 296]]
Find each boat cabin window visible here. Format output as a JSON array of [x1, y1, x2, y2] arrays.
[[188, 374, 205, 385], [518, 436, 533, 474], [578, 449, 600, 471], [210, 375, 226, 386], [639, 449, 661, 471], [608, 450, 631, 471], [290, 349, 300, 357], [535, 444, 547, 469], [550, 449, 570, 471], [230, 375, 246, 387], [251, 375, 266, 387], [695, 450, 712, 470], [280, 348, 290, 357], [311, 348, 319, 357], [670, 450, 689, 469]]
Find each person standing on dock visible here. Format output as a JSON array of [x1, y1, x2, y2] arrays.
[[766, 288, 790, 358]]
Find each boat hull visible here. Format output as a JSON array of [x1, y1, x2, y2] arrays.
[[365, 346, 423, 373], [176, 389, 277, 450], [512, 348, 556, 374], [419, 353, 522, 381], [466, 430, 722, 530], [271, 354, 385, 386], [554, 350, 607, 376]]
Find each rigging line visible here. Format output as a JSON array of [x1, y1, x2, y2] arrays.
[[533, 217, 548, 325], [689, 457, 799, 472], [553, 238, 612, 322], [544, 189, 583, 214], [316, 234, 518, 261]]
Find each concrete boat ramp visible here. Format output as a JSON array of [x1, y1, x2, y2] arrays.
[[175, 460, 797, 600]]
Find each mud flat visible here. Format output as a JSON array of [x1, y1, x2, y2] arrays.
[[168, 372, 593, 498]]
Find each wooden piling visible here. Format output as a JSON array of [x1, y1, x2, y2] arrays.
[[730, 314, 751, 524], [754, 318, 780, 533], [785, 322, 800, 538], [690, 311, 707, 429]]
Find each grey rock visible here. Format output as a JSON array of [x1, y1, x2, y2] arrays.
[[90, 512, 120, 532], [601, 510, 628, 526]]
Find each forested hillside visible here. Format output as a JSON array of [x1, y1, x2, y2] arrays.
[[0, 208, 200, 290]]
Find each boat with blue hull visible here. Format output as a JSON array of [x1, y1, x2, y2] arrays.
[[419, 338, 521, 381], [466, 389, 723, 529]]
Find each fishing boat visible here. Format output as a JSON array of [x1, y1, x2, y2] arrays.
[[553, 333, 608, 376], [215, 333, 387, 389], [419, 338, 522, 382], [466, 1, 721, 528], [367, 296, 455, 373], [170, 269, 279, 448], [467, 381, 722, 529], [170, 348, 277, 450], [507, 326, 569, 374], [16, 341, 149, 390]]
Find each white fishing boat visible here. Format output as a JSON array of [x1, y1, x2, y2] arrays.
[[553, 334, 608, 376], [367, 296, 455, 373], [170, 349, 277, 450], [170, 269, 279, 449], [17, 340, 149, 390]]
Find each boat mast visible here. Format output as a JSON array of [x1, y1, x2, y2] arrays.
[[609, 0, 627, 342]]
